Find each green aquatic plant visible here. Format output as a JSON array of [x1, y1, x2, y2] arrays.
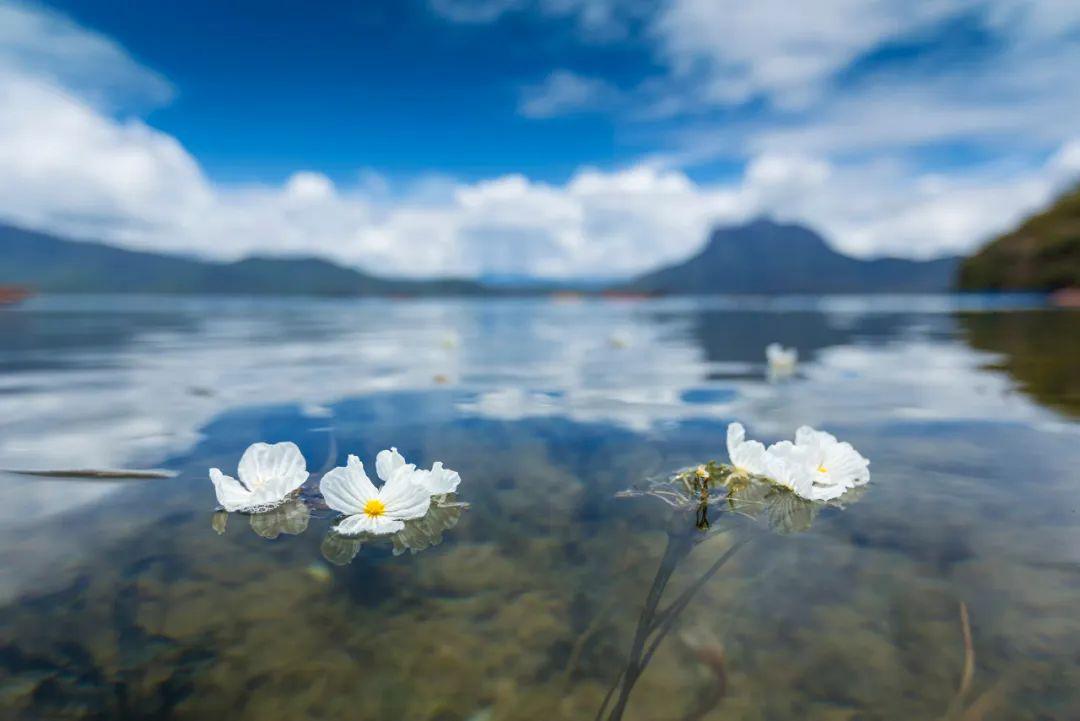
[[600, 424, 867, 721]]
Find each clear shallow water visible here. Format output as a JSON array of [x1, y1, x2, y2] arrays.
[[0, 295, 1078, 720]]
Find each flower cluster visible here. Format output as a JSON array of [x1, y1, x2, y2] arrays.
[[209, 443, 461, 536], [727, 422, 869, 501]]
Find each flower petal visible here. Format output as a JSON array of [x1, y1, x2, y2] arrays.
[[379, 464, 431, 520], [209, 468, 251, 512], [824, 442, 871, 488], [727, 422, 767, 475], [375, 447, 408, 483], [237, 441, 307, 493], [415, 461, 461, 495], [320, 455, 377, 515], [764, 441, 815, 499], [795, 426, 837, 448], [337, 513, 405, 536]]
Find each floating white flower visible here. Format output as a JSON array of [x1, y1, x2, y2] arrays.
[[766, 343, 798, 377], [608, 330, 631, 349], [377, 447, 462, 496], [726, 422, 769, 476], [441, 332, 460, 350], [790, 426, 870, 501], [760, 440, 815, 499], [320, 453, 431, 536], [726, 423, 869, 502], [209, 442, 309, 512]]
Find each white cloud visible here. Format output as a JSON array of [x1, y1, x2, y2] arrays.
[[0, 74, 212, 242], [0, 0, 173, 111], [1, 1, 1079, 278], [519, 70, 620, 118], [652, 0, 961, 110], [490, 0, 1080, 173]]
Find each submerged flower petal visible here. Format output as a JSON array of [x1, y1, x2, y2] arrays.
[[320, 455, 378, 516]]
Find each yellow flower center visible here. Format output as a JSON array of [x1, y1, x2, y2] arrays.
[[817, 465, 828, 474], [363, 498, 386, 517]]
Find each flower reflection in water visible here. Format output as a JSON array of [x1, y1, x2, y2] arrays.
[[603, 452, 865, 721], [249, 499, 311, 539], [208, 439, 466, 553], [210, 498, 313, 539], [321, 497, 467, 565], [211, 490, 466, 557]]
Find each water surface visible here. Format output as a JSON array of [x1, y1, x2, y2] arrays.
[[1, 295, 1078, 720]]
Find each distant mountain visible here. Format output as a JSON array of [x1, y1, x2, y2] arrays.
[[958, 185, 1080, 291], [626, 219, 961, 295], [0, 224, 482, 296], [2, 219, 967, 298]]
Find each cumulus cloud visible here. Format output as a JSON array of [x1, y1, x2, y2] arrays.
[[651, 0, 959, 110], [1, 1, 1079, 278], [488, 1, 1080, 173], [0, 0, 173, 111]]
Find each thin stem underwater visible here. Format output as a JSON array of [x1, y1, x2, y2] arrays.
[[596, 524, 751, 721]]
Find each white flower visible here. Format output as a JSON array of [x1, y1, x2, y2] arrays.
[[377, 447, 462, 496], [320, 453, 431, 536], [414, 461, 462, 495], [760, 440, 815, 499], [209, 442, 309, 512], [726, 422, 769, 476], [792, 426, 870, 500], [726, 423, 869, 502], [766, 343, 798, 376]]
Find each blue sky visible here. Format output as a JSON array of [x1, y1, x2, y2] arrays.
[[42, 0, 654, 183], [0, 0, 1078, 278]]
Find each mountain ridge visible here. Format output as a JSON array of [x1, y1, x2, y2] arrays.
[[626, 218, 961, 294], [958, 185, 1080, 291], [1, 219, 962, 296], [0, 224, 483, 297]]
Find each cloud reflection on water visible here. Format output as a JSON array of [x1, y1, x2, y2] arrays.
[[0, 295, 1074, 534]]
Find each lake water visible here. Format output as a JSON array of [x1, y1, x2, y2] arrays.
[[1, 295, 1078, 721]]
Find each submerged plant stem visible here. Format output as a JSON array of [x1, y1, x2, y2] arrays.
[[598, 525, 750, 721], [595, 528, 694, 721]]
